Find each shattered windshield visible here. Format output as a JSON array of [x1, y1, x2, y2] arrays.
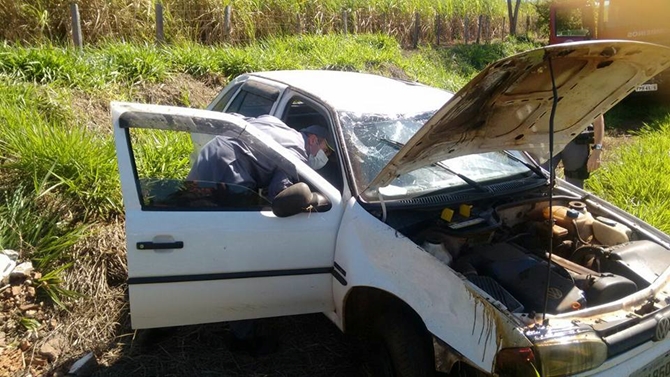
[[339, 111, 534, 200]]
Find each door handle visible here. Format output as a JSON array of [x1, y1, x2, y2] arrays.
[[137, 241, 184, 250]]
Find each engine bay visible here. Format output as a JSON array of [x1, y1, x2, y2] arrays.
[[398, 195, 670, 316]]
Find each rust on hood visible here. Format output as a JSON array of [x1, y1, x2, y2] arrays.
[[368, 41, 670, 189]]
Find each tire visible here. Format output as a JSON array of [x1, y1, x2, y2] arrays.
[[369, 310, 435, 377]]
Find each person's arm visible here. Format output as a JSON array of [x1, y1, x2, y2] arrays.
[[268, 170, 295, 200], [587, 114, 605, 172]]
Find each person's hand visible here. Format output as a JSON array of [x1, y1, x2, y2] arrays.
[[587, 149, 602, 172]]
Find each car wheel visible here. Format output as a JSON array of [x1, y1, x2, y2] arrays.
[[369, 310, 435, 377]]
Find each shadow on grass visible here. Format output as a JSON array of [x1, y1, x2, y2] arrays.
[[606, 94, 670, 134]]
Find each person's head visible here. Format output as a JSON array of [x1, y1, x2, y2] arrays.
[[301, 125, 334, 170]]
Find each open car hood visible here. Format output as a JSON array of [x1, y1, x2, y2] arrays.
[[368, 41, 670, 189]]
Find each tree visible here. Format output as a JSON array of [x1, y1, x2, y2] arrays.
[[507, 0, 522, 36]]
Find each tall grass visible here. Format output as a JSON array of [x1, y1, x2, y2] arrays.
[[1, 0, 537, 45], [0, 82, 121, 220], [1, 35, 454, 88], [0, 186, 88, 269], [588, 115, 670, 233], [131, 129, 193, 179]]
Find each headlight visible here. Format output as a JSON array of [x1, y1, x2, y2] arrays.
[[495, 347, 541, 377], [533, 329, 607, 376]]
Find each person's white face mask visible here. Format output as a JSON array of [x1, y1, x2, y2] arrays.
[[308, 149, 329, 170]]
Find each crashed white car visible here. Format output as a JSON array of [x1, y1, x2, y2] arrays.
[[113, 41, 670, 376]]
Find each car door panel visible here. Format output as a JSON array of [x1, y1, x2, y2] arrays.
[[113, 103, 341, 329], [129, 274, 334, 328], [125, 211, 339, 277]]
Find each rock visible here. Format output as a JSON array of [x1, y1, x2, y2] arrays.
[[0, 253, 16, 282], [31, 355, 49, 366], [40, 335, 66, 362], [10, 262, 33, 278], [20, 303, 39, 311], [26, 286, 36, 298], [20, 339, 31, 351], [10, 285, 22, 296], [67, 352, 97, 376], [32, 271, 42, 280]]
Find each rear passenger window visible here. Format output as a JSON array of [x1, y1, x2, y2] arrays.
[[210, 82, 242, 112], [227, 80, 281, 117]]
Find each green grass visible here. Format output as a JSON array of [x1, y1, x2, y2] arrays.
[[131, 129, 193, 179], [0, 186, 89, 270], [1, 34, 541, 92], [588, 114, 670, 233], [0, 82, 121, 221]]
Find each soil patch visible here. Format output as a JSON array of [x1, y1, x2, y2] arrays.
[[71, 73, 224, 135]]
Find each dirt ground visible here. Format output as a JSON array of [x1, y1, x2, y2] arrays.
[[92, 315, 370, 377]]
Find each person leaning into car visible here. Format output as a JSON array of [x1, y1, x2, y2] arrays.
[[542, 114, 605, 189], [187, 115, 334, 199]]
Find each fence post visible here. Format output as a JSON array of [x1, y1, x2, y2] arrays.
[[342, 10, 348, 35], [476, 15, 483, 44], [381, 13, 387, 34], [464, 17, 469, 44], [69, 3, 83, 49], [486, 16, 491, 43], [526, 14, 531, 36], [353, 11, 358, 34], [435, 14, 441, 46], [412, 12, 419, 49], [297, 14, 302, 34], [155, 3, 164, 44], [502, 17, 506, 40], [223, 5, 232, 41]]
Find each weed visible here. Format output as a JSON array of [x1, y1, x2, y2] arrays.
[[36, 263, 82, 309]]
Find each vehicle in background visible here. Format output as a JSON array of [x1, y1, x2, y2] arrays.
[[550, 0, 670, 94]]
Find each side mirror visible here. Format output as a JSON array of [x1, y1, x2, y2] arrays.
[[272, 182, 332, 217]]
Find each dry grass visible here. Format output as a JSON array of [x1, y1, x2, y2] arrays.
[[92, 315, 368, 377], [56, 220, 128, 357], [1, 0, 536, 46]]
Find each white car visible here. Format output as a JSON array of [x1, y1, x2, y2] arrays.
[[113, 41, 670, 376]]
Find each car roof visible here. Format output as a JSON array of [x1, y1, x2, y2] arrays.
[[248, 70, 452, 115]]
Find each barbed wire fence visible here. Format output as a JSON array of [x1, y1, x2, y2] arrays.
[[3, 2, 540, 48]]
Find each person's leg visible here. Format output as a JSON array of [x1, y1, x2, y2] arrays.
[[560, 140, 590, 189]]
